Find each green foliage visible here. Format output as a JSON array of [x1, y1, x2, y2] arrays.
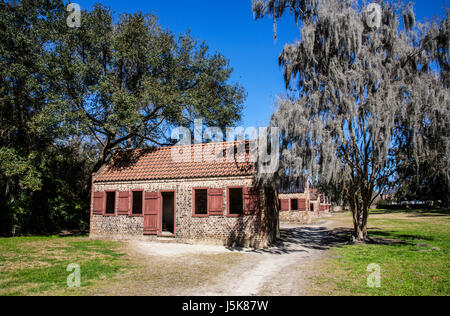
[[375, 199, 391, 209], [0, 0, 244, 235], [54, 4, 245, 171], [0, 0, 68, 235], [0, 144, 92, 235], [0, 148, 42, 191], [394, 135, 450, 207]]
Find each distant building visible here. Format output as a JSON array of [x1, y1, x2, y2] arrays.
[[278, 179, 331, 224]]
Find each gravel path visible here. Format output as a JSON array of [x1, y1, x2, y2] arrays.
[[186, 218, 344, 296], [130, 217, 343, 296]]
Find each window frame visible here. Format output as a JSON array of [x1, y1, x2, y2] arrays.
[[130, 189, 144, 217], [291, 198, 298, 211], [192, 187, 209, 218], [104, 190, 117, 216], [227, 186, 245, 217]]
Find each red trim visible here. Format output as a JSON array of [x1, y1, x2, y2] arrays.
[[129, 189, 144, 217], [159, 190, 176, 236], [243, 187, 259, 215], [192, 187, 209, 218], [226, 186, 245, 217], [298, 198, 307, 211], [208, 188, 224, 216], [280, 199, 289, 212], [143, 192, 160, 235], [117, 191, 130, 215], [92, 191, 106, 215], [103, 190, 117, 216]]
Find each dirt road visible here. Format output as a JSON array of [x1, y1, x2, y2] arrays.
[[186, 218, 344, 296], [130, 215, 348, 296]]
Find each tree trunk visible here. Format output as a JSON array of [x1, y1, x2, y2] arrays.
[[349, 193, 370, 242], [354, 220, 368, 241]]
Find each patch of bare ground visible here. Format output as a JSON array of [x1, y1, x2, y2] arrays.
[[185, 218, 351, 296], [85, 214, 353, 296], [258, 250, 327, 296], [84, 242, 245, 296]]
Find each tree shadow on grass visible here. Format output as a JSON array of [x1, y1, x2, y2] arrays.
[[368, 228, 433, 244], [371, 208, 450, 217], [12, 230, 89, 238], [405, 213, 450, 218], [58, 230, 89, 237], [225, 224, 421, 255]]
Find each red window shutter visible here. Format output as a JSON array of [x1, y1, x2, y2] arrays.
[[298, 198, 307, 211], [118, 191, 130, 215], [243, 187, 259, 215], [280, 199, 289, 212], [208, 188, 224, 216], [143, 192, 159, 235], [93, 192, 105, 215]]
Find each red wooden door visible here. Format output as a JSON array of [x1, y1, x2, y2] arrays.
[[143, 192, 160, 235]]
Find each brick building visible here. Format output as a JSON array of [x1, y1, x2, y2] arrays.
[[278, 180, 331, 224], [89, 141, 278, 248]]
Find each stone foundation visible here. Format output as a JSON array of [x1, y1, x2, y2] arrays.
[[279, 210, 311, 224]]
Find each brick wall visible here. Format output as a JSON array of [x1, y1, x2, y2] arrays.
[[278, 192, 311, 224], [279, 210, 311, 224], [90, 176, 274, 248], [278, 191, 330, 224]]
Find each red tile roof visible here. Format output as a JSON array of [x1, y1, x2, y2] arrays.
[[93, 141, 256, 182]]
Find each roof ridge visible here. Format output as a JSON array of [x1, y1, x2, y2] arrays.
[[122, 139, 253, 152]]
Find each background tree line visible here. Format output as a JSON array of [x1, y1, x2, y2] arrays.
[[0, 0, 245, 236]]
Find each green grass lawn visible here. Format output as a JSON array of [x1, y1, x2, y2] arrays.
[[0, 235, 245, 296], [313, 210, 450, 296], [3, 210, 448, 296], [0, 236, 130, 296]]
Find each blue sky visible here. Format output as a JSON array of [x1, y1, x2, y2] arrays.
[[73, 0, 448, 129]]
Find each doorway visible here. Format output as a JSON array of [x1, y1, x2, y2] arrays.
[[310, 203, 314, 212], [161, 191, 175, 234]]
